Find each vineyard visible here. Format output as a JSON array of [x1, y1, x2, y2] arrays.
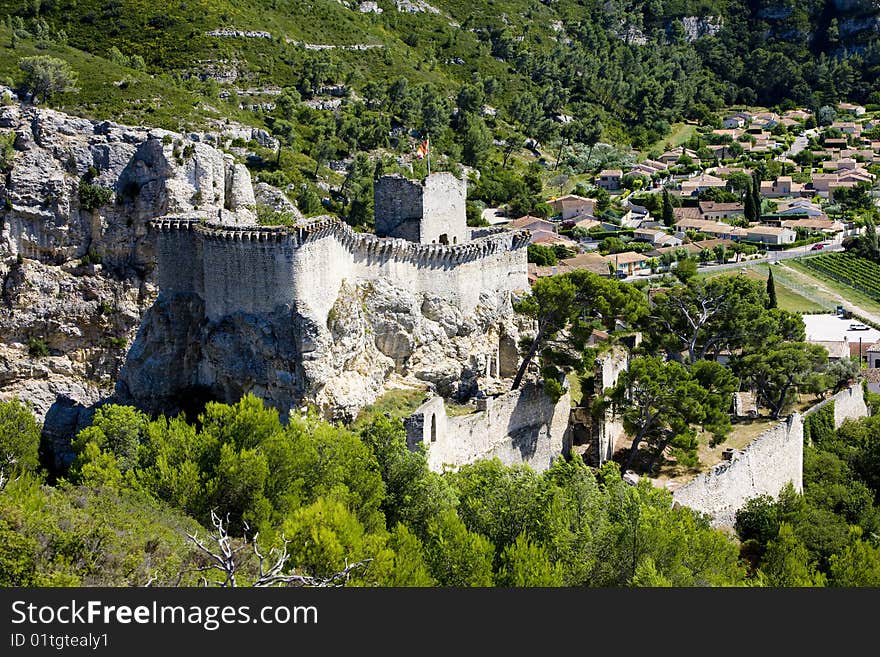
[[800, 253, 880, 301]]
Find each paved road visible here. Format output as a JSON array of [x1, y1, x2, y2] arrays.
[[623, 241, 844, 282]]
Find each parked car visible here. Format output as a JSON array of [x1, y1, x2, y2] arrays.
[[849, 323, 870, 331], [810, 243, 825, 250]]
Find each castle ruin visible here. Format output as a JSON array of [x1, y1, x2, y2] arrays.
[[151, 172, 529, 325]]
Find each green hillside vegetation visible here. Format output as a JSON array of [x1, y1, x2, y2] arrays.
[[1, 0, 878, 191]]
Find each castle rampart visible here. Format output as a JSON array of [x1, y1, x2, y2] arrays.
[[149, 213, 530, 323]]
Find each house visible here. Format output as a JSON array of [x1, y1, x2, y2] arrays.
[[680, 174, 726, 196], [560, 252, 612, 277], [549, 194, 596, 221], [569, 217, 602, 232], [531, 231, 580, 249], [866, 369, 880, 395], [809, 340, 851, 361], [775, 199, 825, 218], [674, 218, 748, 241], [706, 144, 737, 161], [760, 176, 806, 198], [528, 263, 574, 284], [698, 202, 745, 221], [723, 114, 747, 129], [837, 102, 866, 116], [606, 251, 652, 277], [824, 138, 848, 150], [596, 169, 622, 191], [751, 112, 780, 129], [745, 226, 796, 245], [659, 147, 701, 165], [672, 206, 702, 223], [868, 343, 880, 369], [633, 228, 682, 247], [509, 215, 556, 233], [783, 109, 812, 122], [779, 218, 844, 235], [831, 122, 862, 137]]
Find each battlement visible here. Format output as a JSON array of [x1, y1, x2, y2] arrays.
[[151, 216, 530, 266], [151, 197, 529, 323]]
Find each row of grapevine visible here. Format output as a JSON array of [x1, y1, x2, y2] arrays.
[[800, 253, 880, 301]]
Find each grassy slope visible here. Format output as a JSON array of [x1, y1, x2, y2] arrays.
[[701, 263, 829, 313], [786, 259, 880, 318]]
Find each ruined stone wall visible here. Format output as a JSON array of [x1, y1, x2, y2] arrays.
[[670, 382, 871, 527], [832, 381, 868, 428], [595, 346, 629, 464], [404, 383, 571, 473], [671, 413, 804, 528]]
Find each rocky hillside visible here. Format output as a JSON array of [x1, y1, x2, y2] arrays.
[[0, 93, 261, 444], [0, 95, 528, 465]]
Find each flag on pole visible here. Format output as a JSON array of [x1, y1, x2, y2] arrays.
[[415, 139, 429, 159]]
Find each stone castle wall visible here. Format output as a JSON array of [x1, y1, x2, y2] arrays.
[[671, 413, 804, 528], [152, 217, 530, 323], [404, 383, 571, 473], [596, 346, 629, 464], [672, 382, 869, 527], [802, 379, 869, 429]]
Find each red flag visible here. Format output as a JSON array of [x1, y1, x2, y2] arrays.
[[415, 139, 428, 159]]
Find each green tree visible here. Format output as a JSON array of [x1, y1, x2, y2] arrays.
[[0, 399, 40, 488], [662, 189, 674, 227], [759, 523, 826, 586], [424, 510, 495, 586], [18, 55, 78, 104], [72, 404, 149, 475], [608, 356, 735, 471], [527, 244, 558, 266], [766, 268, 778, 309], [735, 342, 830, 418], [496, 534, 564, 586]]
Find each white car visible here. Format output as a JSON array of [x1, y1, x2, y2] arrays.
[[849, 323, 870, 331]]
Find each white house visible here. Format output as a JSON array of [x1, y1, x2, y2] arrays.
[[745, 226, 796, 245]]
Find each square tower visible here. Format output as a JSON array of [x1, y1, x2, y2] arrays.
[[374, 172, 468, 245]]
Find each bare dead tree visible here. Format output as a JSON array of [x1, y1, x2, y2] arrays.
[[177, 509, 372, 588], [0, 452, 18, 491]]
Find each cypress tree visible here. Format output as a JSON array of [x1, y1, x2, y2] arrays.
[[766, 268, 778, 309], [744, 192, 757, 223], [662, 189, 674, 227], [752, 175, 762, 221]]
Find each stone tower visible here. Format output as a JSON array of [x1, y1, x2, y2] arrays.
[[374, 172, 469, 245]]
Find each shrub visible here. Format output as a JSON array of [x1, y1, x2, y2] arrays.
[[18, 55, 78, 104], [78, 182, 114, 211], [27, 337, 49, 358]]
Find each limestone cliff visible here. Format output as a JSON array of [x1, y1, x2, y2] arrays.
[[0, 97, 257, 430], [118, 276, 526, 422], [1, 98, 528, 442]]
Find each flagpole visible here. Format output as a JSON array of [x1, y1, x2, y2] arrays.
[[426, 135, 431, 177]]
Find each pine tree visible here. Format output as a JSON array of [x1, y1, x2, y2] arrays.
[[662, 189, 674, 227], [766, 268, 778, 309]]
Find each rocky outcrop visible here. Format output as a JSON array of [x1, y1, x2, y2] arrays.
[[118, 277, 526, 422], [0, 100, 277, 444]]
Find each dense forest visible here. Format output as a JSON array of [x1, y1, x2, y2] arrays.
[[2, 387, 880, 587], [1, 1, 879, 188]]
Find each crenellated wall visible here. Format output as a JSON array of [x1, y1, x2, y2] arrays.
[[150, 216, 530, 323]]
